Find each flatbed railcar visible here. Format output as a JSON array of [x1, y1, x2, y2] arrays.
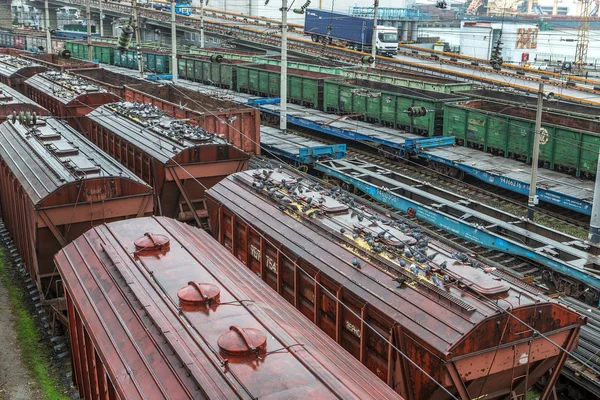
[[443, 99, 600, 178], [23, 71, 119, 132], [54, 216, 402, 400], [0, 82, 49, 120], [83, 101, 250, 225], [123, 83, 261, 155], [206, 167, 585, 400], [0, 117, 153, 298], [0, 54, 47, 92]]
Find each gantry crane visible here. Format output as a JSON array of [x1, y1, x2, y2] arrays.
[[574, 0, 593, 75]]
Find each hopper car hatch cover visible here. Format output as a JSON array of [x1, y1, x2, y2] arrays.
[[206, 168, 585, 399], [54, 216, 401, 400]]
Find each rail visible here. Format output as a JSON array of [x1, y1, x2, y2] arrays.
[[43, 0, 600, 105]]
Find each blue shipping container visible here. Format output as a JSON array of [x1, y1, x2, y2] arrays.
[[304, 9, 374, 45]]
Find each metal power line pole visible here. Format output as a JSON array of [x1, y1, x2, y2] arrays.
[[590, 150, 600, 243], [370, 0, 379, 67], [280, 0, 288, 134], [44, 0, 51, 54], [200, 0, 205, 48], [171, 1, 177, 83], [132, 0, 144, 78], [86, 0, 92, 61], [99, 0, 104, 37], [527, 82, 544, 220]]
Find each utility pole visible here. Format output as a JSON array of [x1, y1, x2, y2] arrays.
[[527, 82, 544, 220], [99, 0, 104, 37], [280, 0, 288, 134], [589, 149, 600, 244], [86, 0, 92, 61], [171, 1, 177, 83], [200, 0, 205, 48], [44, 0, 51, 54], [132, 0, 144, 78], [370, 0, 379, 68]]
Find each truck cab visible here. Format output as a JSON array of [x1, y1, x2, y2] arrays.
[[376, 26, 398, 57]]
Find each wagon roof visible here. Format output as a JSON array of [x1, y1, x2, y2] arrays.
[[88, 103, 236, 164], [207, 169, 580, 356], [54, 216, 400, 399], [25, 71, 110, 104], [0, 118, 146, 204], [0, 83, 45, 106], [0, 55, 46, 78]]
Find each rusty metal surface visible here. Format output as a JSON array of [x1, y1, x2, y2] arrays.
[[206, 168, 585, 399], [70, 68, 144, 97], [18, 53, 98, 71], [24, 71, 117, 106], [0, 55, 47, 90], [55, 216, 401, 400], [124, 84, 261, 155], [0, 82, 48, 119], [84, 102, 249, 221], [0, 117, 153, 296]]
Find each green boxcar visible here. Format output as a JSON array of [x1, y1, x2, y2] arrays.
[[112, 48, 171, 74], [178, 56, 243, 88], [236, 64, 338, 110], [66, 41, 114, 64], [443, 100, 600, 178], [324, 78, 466, 136], [340, 68, 473, 94]]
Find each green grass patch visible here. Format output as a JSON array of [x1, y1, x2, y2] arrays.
[[0, 248, 71, 400]]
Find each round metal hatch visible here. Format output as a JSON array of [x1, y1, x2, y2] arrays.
[[178, 281, 220, 308], [217, 326, 267, 357], [134, 233, 170, 254]]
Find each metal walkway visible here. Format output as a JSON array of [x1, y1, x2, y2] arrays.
[[315, 158, 600, 301]]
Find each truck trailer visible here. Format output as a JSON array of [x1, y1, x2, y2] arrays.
[[304, 9, 398, 56]]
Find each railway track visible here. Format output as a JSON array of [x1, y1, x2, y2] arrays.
[[268, 121, 590, 239]]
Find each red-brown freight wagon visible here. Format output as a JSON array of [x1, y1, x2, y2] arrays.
[[0, 54, 47, 91], [83, 102, 249, 225], [54, 216, 402, 400], [124, 83, 261, 155], [0, 117, 153, 299], [18, 52, 98, 71], [206, 168, 586, 400], [0, 82, 49, 120], [70, 67, 144, 98], [23, 70, 119, 131]]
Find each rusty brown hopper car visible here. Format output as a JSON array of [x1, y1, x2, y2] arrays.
[[83, 102, 249, 225], [0, 82, 49, 120], [54, 216, 402, 400], [17, 52, 98, 71], [206, 168, 585, 400], [124, 83, 261, 155], [0, 54, 47, 92], [23, 71, 119, 131], [70, 67, 144, 98], [0, 117, 153, 299]]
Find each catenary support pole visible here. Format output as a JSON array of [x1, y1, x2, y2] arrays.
[[87, 0, 92, 61], [589, 149, 600, 244], [100, 0, 104, 37], [171, 1, 177, 83], [527, 82, 544, 220], [200, 0, 205, 48], [280, 0, 287, 133], [44, 0, 51, 53], [132, 0, 144, 78], [370, 0, 379, 67]]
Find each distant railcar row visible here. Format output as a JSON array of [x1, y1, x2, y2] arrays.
[[0, 30, 599, 178]]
